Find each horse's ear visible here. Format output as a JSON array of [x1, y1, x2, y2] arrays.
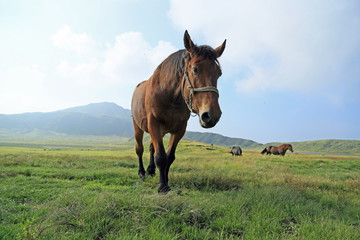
[[215, 39, 226, 58], [184, 30, 195, 53]]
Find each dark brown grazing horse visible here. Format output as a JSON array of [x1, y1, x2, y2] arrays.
[[131, 30, 226, 192], [261, 144, 294, 156]]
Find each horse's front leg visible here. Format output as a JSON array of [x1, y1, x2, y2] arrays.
[[147, 115, 170, 193], [166, 125, 187, 183]]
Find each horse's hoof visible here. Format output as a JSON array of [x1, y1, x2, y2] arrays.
[[146, 168, 156, 177], [146, 170, 156, 177], [158, 185, 171, 194], [138, 171, 146, 180]]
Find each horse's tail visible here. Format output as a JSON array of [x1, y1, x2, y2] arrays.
[[260, 148, 267, 154]]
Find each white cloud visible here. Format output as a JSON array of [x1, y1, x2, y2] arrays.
[[235, 65, 269, 92], [149, 40, 179, 66], [101, 32, 153, 83], [50, 25, 96, 54], [52, 29, 178, 108], [0, 65, 49, 113], [168, 0, 360, 94], [55, 31, 177, 85]]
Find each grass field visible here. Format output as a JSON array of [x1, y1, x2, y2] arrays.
[[1, 140, 359, 239]]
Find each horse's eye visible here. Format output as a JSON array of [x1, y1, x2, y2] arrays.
[[192, 67, 198, 75]]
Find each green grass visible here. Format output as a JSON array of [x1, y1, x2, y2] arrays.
[[1, 141, 359, 239], [268, 139, 360, 155]]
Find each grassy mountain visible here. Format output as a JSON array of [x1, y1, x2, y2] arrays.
[[1, 102, 359, 154], [290, 139, 360, 154], [56, 102, 130, 119], [261, 139, 360, 155], [184, 131, 262, 148], [0, 102, 133, 137]]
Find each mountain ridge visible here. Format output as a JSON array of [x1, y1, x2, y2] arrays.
[[0, 102, 133, 137], [1, 102, 359, 154]]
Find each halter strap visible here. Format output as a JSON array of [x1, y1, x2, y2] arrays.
[[181, 58, 219, 114]]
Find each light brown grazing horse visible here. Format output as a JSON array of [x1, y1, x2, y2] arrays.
[[131, 30, 226, 193], [261, 144, 294, 156]]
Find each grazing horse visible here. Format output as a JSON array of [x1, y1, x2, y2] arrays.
[[230, 146, 242, 156], [261, 144, 294, 156], [131, 30, 226, 192]]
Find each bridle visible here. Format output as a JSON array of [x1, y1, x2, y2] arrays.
[[181, 56, 220, 114]]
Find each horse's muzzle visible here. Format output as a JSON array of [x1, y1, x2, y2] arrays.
[[199, 111, 221, 128]]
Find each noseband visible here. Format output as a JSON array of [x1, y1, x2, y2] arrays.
[[181, 57, 219, 114]]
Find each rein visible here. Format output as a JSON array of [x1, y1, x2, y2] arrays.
[[181, 57, 219, 114]]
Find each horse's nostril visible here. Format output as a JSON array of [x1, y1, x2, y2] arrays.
[[201, 112, 211, 123]]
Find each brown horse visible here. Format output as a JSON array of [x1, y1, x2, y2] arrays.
[[261, 144, 294, 156], [131, 30, 226, 192]]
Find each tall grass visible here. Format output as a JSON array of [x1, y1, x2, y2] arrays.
[[1, 141, 359, 239]]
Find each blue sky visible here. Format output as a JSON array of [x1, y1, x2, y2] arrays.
[[0, 0, 359, 143]]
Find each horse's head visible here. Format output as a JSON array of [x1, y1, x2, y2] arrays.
[[182, 30, 226, 128], [287, 144, 294, 152]]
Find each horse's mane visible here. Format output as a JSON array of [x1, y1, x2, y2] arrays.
[[191, 45, 219, 63], [163, 50, 186, 76], [157, 45, 220, 77]]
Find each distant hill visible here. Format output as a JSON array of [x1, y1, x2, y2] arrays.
[[56, 102, 131, 119], [184, 131, 262, 148], [1, 102, 359, 154], [260, 139, 360, 155], [284, 140, 360, 155], [0, 102, 133, 137]]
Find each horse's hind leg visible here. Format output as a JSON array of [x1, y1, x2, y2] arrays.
[[133, 120, 145, 178], [146, 142, 156, 176]]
